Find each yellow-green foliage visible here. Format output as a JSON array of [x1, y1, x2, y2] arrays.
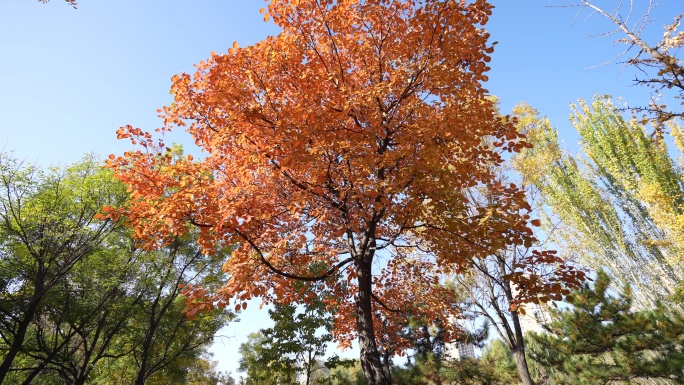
[[513, 95, 684, 308]]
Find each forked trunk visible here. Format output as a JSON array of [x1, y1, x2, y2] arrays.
[[0, 285, 43, 384], [355, 259, 391, 385]]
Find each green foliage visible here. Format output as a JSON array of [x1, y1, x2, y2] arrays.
[[480, 340, 522, 384], [527, 271, 684, 384], [392, 353, 509, 385], [328, 360, 367, 385], [0, 154, 234, 385], [238, 280, 342, 385], [513, 95, 684, 308], [0, 154, 127, 383], [238, 331, 298, 385], [185, 354, 236, 385], [98, 233, 234, 385]]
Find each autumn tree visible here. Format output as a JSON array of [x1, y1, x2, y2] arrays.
[[445, 167, 585, 385], [451, 245, 540, 385], [513, 95, 684, 309], [107, 1, 582, 384]]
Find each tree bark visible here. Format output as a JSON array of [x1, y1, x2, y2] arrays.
[[0, 276, 44, 384], [354, 258, 391, 385], [511, 312, 535, 385], [512, 346, 535, 385]]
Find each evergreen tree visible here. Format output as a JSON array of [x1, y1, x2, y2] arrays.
[[480, 339, 522, 385], [527, 271, 684, 384]]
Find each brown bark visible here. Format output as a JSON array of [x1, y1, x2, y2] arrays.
[[511, 311, 535, 385], [0, 271, 45, 384], [354, 258, 391, 385], [512, 346, 535, 385]]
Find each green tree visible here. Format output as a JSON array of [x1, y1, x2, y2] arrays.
[[262, 303, 334, 385], [329, 360, 366, 385], [184, 353, 237, 385], [124, 234, 233, 385], [238, 279, 343, 385], [0, 154, 126, 383], [238, 331, 298, 385], [392, 357, 482, 385], [513, 95, 684, 308], [527, 270, 684, 384], [0, 155, 233, 385], [16, 238, 142, 385], [480, 339, 522, 384]]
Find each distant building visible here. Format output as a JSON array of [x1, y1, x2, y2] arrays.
[[518, 302, 551, 334], [444, 317, 477, 360], [512, 280, 552, 334], [445, 341, 476, 360]]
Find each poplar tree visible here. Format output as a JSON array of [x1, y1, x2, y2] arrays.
[[513, 95, 684, 308]]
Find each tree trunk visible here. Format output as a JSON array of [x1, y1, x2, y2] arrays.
[[354, 259, 391, 385], [73, 374, 89, 385], [512, 347, 535, 385], [511, 312, 535, 385], [0, 282, 44, 384], [135, 350, 150, 385]]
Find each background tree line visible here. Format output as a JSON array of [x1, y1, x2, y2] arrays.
[[0, 154, 235, 384]]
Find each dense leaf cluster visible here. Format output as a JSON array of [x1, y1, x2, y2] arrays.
[[0, 155, 234, 385]]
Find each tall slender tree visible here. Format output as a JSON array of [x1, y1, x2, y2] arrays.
[[448, 180, 581, 385], [513, 95, 684, 308]]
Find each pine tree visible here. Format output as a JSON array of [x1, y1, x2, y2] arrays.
[[527, 271, 684, 384]]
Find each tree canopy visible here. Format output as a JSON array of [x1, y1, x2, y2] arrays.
[[106, 1, 583, 383]]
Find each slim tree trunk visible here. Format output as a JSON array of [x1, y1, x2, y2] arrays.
[[135, 347, 150, 385], [0, 317, 32, 383], [512, 346, 535, 385], [21, 361, 48, 385], [511, 312, 535, 385], [354, 258, 391, 385], [0, 279, 44, 384]]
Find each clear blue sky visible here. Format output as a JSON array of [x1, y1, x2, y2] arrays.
[[1, 0, 680, 377]]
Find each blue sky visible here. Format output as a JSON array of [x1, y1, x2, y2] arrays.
[[1, 0, 681, 377]]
